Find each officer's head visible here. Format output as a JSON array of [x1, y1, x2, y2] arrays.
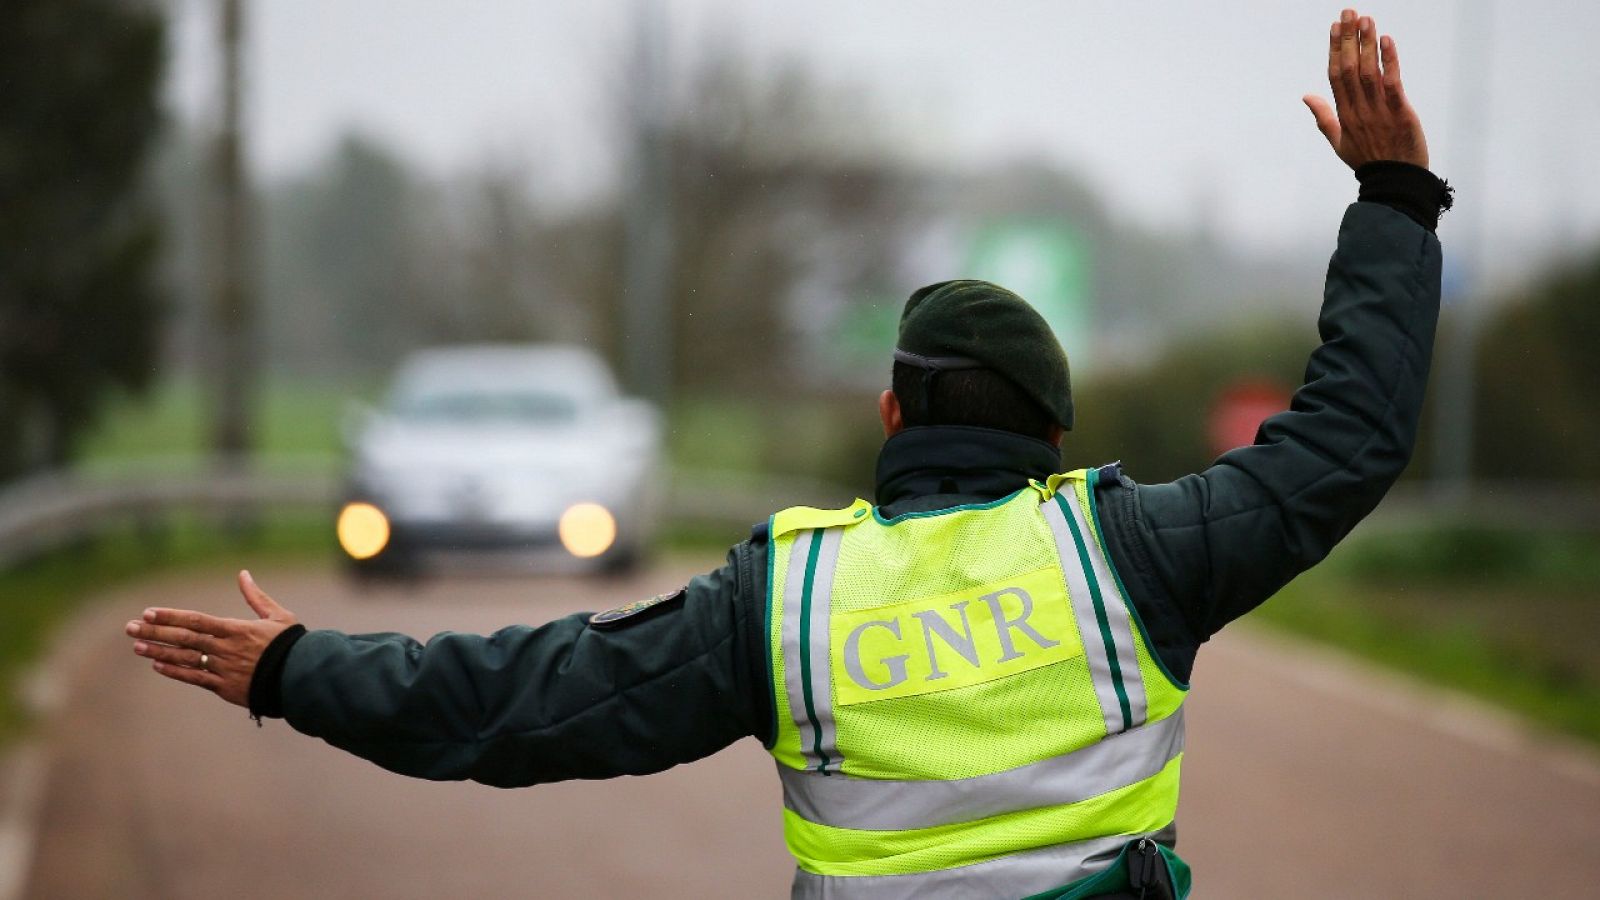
[[880, 279, 1073, 447]]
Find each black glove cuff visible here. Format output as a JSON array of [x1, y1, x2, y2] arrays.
[[248, 623, 307, 720], [1355, 161, 1454, 232]]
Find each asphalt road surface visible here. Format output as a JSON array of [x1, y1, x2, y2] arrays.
[[20, 560, 1600, 898]]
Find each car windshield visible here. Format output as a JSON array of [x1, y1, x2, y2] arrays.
[[390, 389, 580, 424]]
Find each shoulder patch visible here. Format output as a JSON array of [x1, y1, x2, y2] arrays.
[[588, 588, 687, 630]]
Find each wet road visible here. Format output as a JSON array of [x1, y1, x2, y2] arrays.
[[21, 561, 1600, 898]]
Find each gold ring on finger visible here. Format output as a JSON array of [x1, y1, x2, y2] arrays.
[[199, 653, 210, 671]]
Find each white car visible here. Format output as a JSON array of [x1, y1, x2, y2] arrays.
[[337, 345, 662, 576]]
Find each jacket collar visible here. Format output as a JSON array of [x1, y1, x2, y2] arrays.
[[873, 426, 1063, 511]]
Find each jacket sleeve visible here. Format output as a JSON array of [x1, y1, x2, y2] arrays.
[[276, 544, 768, 787], [1108, 200, 1442, 659]]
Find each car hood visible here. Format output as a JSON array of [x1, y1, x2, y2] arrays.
[[357, 421, 620, 475]]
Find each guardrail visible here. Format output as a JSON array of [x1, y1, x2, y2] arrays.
[[0, 461, 860, 572], [0, 463, 339, 571], [2, 461, 1596, 573]]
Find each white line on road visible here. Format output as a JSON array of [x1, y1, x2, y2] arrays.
[[0, 584, 128, 900], [0, 742, 50, 900]]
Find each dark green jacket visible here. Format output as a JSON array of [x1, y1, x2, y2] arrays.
[[264, 198, 1443, 789]]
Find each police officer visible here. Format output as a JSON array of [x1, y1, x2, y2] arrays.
[[126, 9, 1450, 898]]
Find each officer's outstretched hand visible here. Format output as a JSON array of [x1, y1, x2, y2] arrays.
[[1303, 9, 1428, 170], [126, 570, 298, 708]]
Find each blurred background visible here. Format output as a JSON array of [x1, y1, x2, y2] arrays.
[[2, 1, 1598, 897]]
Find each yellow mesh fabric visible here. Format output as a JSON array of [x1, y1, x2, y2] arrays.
[[826, 491, 1102, 778], [835, 654, 1105, 779], [836, 493, 1059, 604], [784, 755, 1184, 877], [1135, 638, 1184, 723]]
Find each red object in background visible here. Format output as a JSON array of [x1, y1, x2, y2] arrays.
[[1208, 379, 1293, 457]]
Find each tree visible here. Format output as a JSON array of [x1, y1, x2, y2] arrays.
[[540, 48, 912, 395], [0, 0, 167, 479], [262, 133, 428, 372], [258, 134, 589, 374], [1473, 246, 1600, 482]]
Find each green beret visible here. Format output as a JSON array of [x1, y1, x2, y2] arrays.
[[896, 279, 1074, 429]]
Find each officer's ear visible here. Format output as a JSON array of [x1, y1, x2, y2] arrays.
[[1047, 424, 1064, 448], [878, 390, 904, 438]]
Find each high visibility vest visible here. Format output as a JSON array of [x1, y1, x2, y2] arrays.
[[764, 468, 1191, 899]]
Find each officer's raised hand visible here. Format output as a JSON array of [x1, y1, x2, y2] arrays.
[[125, 570, 298, 707], [1303, 9, 1428, 170]]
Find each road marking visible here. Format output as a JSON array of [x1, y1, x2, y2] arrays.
[[0, 583, 127, 900], [0, 742, 50, 900]]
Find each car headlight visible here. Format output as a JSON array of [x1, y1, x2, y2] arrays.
[[337, 502, 392, 560], [558, 502, 616, 558]]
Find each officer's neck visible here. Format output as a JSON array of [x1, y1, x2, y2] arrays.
[[873, 425, 1064, 513]]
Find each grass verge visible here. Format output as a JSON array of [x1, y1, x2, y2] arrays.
[[1257, 524, 1600, 746], [79, 375, 376, 475]]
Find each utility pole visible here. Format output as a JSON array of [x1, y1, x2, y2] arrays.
[[1431, 0, 1491, 503], [210, 0, 257, 466], [622, 0, 674, 404]]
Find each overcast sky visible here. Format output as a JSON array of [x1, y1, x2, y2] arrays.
[[164, 0, 1600, 284]]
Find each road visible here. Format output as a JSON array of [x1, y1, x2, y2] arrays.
[[19, 560, 1600, 898]]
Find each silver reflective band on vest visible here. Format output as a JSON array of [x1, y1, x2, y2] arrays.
[[1040, 490, 1148, 733], [1063, 488, 1149, 728], [781, 527, 846, 774], [779, 708, 1184, 831], [790, 825, 1178, 900]]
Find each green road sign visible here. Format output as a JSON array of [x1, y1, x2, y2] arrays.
[[830, 218, 1093, 375], [966, 219, 1093, 361]]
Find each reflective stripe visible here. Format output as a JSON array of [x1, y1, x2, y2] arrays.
[[781, 529, 817, 765], [783, 528, 847, 775], [784, 755, 1180, 878], [790, 826, 1177, 900], [807, 528, 845, 773], [1040, 496, 1123, 734], [1061, 487, 1148, 728], [779, 708, 1184, 831]]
